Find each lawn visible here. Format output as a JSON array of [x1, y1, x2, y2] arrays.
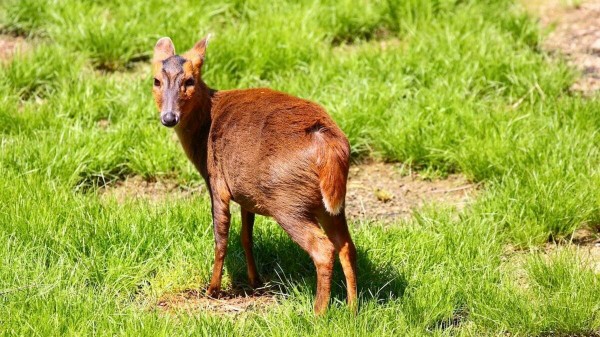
[[1, 0, 599, 335]]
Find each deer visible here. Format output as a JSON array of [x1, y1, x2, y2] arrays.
[[151, 34, 357, 314]]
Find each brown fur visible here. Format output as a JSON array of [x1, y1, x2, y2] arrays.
[[152, 35, 357, 314]]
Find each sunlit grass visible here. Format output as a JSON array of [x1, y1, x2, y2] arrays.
[[0, 0, 599, 335]]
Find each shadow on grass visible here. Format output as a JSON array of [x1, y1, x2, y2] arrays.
[[224, 226, 407, 305]]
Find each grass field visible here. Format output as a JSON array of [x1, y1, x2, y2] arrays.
[[1, 0, 599, 335]]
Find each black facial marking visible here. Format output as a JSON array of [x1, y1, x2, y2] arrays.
[[160, 55, 186, 87], [162, 55, 185, 72]]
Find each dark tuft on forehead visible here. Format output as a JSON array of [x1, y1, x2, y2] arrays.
[[162, 55, 186, 73]]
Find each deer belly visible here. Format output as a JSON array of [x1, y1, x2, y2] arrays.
[[231, 193, 271, 216]]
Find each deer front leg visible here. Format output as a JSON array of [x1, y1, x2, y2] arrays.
[[206, 192, 231, 297]]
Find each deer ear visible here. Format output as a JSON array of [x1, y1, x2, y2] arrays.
[[153, 37, 175, 62], [189, 34, 212, 68]]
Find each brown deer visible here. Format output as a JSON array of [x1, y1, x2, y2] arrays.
[[151, 35, 357, 314]]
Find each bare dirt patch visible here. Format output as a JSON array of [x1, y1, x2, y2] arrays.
[[156, 288, 278, 315], [502, 230, 600, 290], [96, 119, 110, 129], [545, 242, 600, 273], [0, 34, 29, 62], [346, 162, 477, 222], [571, 226, 600, 245], [333, 37, 404, 54], [98, 175, 203, 203], [524, 0, 600, 93], [545, 227, 600, 273], [99, 162, 477, 222]]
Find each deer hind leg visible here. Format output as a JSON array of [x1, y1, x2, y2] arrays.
[[275, 214, 336, 315], [319, 211, 357, 312], [241, 208, 261, 288]]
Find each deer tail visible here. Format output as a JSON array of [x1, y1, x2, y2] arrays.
[[316, 131, 350, 215]]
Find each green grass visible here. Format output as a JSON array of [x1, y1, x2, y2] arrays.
[[1, 0, 599, 335]]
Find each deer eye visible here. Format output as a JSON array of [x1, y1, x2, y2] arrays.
[[153, 78, 160, 87], [184, 78, 195, 87]]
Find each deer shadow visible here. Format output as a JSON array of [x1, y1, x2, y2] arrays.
[[223, 221, 407, 305]]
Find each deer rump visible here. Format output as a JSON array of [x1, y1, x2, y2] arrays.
[[208, 88, 350, 218]]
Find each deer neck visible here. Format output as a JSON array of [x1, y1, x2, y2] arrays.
[[174, 81, 215, 179]]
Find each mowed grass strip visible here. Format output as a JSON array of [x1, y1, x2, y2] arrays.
[[0, 0, 599, 335]]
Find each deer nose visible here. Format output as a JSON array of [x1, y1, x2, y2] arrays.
[[161, 112, 179, 127]]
